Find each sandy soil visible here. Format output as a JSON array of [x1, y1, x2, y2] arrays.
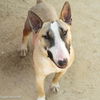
[[0, 0, 100, 100]]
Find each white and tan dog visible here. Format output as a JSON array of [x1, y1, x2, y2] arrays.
[[21, 0, 75, 100]]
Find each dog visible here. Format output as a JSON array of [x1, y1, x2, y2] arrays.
[[20, 0, 75, 100]]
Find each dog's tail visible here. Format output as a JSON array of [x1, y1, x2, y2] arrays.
[[37, 0, 44, 4]]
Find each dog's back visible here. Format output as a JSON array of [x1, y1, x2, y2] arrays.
[[30, 0, 58, 22]]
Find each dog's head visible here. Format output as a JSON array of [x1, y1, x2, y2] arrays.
[[29, 1, 72, 69]]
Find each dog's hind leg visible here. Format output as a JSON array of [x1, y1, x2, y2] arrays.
[[51, 71, 66, 93], [20, 18, 32, 57]]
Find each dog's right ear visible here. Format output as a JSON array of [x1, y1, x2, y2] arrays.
[[28, 11, 43, 33]]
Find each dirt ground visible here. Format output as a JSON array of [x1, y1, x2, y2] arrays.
[[0, 0, 100, 100]]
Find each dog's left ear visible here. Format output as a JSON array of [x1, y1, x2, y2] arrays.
[[28, 11, 43, 33], [60, 1, 72, 25]]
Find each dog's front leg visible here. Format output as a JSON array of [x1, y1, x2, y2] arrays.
[[36, 75, 46, 100], [20, 18, 32, 57], [51, 71, 66, 93], [21, 33, 30, 57]]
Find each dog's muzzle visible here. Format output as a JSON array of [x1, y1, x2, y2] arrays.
[[47, 50, 68, 69]]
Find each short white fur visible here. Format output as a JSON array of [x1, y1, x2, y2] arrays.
[[37, 96, 45, 100], [49, 21, 70, 64]]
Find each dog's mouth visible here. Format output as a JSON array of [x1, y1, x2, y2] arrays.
[[47, 50, 67, 69]]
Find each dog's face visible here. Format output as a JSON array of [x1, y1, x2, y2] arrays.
[[29, 2, 72, 68], [40, 20, 71, 68]]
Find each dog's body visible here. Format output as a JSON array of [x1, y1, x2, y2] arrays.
[[30, 1, 58, 22], [21, 0, 74, 100]]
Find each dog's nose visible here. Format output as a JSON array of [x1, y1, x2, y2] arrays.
[[58, 59, 68, 66]]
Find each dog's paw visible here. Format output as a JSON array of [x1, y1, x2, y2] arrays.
[[50, 82, 60, 93], [20, 44, 28, 57], [37, 96, 45, 100]]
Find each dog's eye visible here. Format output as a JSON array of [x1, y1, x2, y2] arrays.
[[63, 30, 68, 37], [42, 31, 51, 40], [60, 27, 68, 37], [42, 35, 49, 39]]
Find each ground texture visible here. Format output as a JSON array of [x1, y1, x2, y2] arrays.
[[0, 0, 100, 100]]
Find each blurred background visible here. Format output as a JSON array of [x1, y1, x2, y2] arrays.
[[0, 0, 100, 100]]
